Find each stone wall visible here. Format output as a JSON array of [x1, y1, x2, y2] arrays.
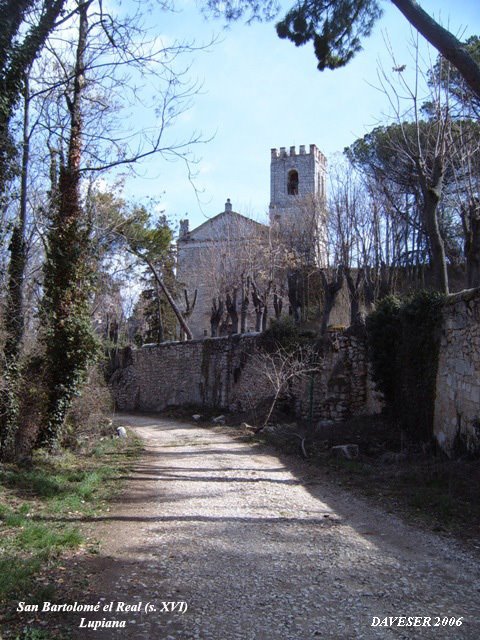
[[434, 288, 480, 456], [111, 289, 480, 455], [292, 330, 381, 423], [110, 330, 379, 423]]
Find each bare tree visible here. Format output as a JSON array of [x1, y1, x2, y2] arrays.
[[210, 297, 224, 337], [252, 343, 320, 430], [1, 0, 209, 455], [181, 288, 198, 340], [185, 209, 279, 336]]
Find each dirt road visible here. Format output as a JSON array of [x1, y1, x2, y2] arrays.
[[70, 415, 479, 639]]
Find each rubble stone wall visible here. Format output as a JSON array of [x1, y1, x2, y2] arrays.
[[434, 288, 480, 456], [110, 289, 480, 456], [109, 331, 380, 423]]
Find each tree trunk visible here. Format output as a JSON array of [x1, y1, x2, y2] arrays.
[[210, 297, 224, 337], [155, 282, 164, 343], [418, 156, 449, 294], [240, 275, 250, 333], [140, 254, 192, 340], [251, 279, 270, 332], [391, 0, 480, 100], [181, 288, 197, 340], [0, 75, 31, 461], [287, 270, 302, 322], [262, 303, 268, 331], [344, 267, 364, 326], [319, 266, 344, 334], [226, 288, 239, 334], [37, 1, 94, 450], [424, 196, 449, 294], [252, 296, 263, 332], [364, 266, 377, 310], [4, 77, 29, 360], [273, 292, 283, 318]]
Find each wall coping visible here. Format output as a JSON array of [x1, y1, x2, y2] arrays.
[[138, 333, 262, 351], [443, 287, 480, 307]]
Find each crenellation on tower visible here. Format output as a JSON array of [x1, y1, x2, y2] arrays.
[[269, 143, 327, 216], [270, 144, 325, 159]]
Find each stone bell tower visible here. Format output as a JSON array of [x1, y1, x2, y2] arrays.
[[269, 144, 327, 265]]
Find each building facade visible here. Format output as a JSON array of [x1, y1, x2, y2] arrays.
[[177, 144, 327, 339]]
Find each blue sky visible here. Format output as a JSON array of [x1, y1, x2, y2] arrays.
[[116, 0, 480, 231]]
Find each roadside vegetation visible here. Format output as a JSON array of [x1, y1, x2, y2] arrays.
[[0, 427, 142, 639], [254, 415, 480, 552]]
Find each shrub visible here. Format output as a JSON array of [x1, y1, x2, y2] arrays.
[[366, 290, 445, 442], [366, 295, 401, 407], [66, 366, 112, 433], [260, 316, 302, 352]]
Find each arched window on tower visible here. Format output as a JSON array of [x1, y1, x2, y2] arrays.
[[287, 169, 299, 195]]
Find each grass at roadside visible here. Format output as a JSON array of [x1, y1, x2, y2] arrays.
[[318, 455, 480, 543], [254, 422, 480, 551], [0, 431, 142, 638]]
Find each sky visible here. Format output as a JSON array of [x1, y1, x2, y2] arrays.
[[113, 0, 480, 232]]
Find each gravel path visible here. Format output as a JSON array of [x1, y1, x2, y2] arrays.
[[72, 415, 480, 639]]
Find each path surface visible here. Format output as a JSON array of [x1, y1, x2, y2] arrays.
[[72, 415, 479, 639]]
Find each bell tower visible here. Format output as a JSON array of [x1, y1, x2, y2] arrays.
[[269, 144, 327, 265]]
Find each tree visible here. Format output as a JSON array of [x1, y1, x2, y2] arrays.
[[0, 0, 208, 457], [0, 77, 34, 460], [38, 0, 98, 449], [116, 208, 190, 340], [428, 41, 480, 287], [428, 36, 480, 120], [252, 335, 320, 430], [346, 39, 480, 294], [207, 0, 480, 100], [0, 0, 68, 194], [348, 120, 453, 292], [0, 0, 70, 460]]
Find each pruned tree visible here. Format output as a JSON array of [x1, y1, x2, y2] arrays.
[[210, 297, 224, 337], [251, 277, 272, 332], [372, 40, 479, 292], [240, 273, 251, 332], [225, 288, 239, 334]]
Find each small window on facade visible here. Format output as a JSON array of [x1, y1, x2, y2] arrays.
[[287, 169, 299, 195]]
